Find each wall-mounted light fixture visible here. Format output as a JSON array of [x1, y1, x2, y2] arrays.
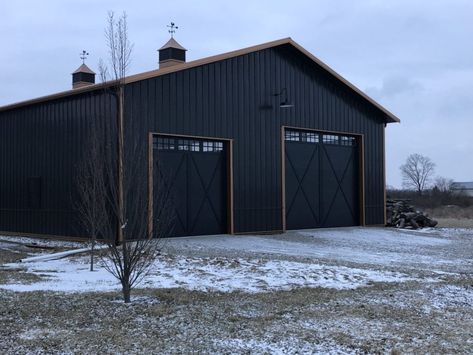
[[273, 88, 294, 108]]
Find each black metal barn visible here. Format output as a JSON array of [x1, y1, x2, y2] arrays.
[[0, 38, 399, 239]]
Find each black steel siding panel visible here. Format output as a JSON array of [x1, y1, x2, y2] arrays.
[[0, 91, 115, 237]]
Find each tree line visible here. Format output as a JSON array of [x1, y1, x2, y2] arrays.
[[389, 153, 472, 208]]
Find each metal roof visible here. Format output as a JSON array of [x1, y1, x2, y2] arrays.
[[159, 37, 187, 51], [72, 63, 95, 75], [0, 38, 400, 123]]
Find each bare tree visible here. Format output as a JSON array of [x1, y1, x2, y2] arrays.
[[400, 153, 435, 195], [75, 123, 107, 271], [434, 176, 453, 193], [76, 11, 173, 303], [99, 136, 173, 303], [100, 11, 133, 244]]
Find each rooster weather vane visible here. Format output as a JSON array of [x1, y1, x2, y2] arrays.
[[80, 50, 89, 64], [167, 22, 178, 37]]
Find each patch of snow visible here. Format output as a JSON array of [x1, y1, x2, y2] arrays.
[[110, 295, 160, 305], [214, 337, 353, 355], [434, 228, 473, 238], [18, 328, 52, 341], [166, 227, 466, 269], [301, 227, 450, 247], [0, 253, 415, 293], [0, 235, 85, 249], [422, 285, 473, 313], [147, 257, 415, 293]]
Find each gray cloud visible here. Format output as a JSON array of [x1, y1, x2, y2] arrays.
[[366, 76, 424, 99]]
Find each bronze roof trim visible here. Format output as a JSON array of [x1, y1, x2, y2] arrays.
[[0, 37, 400, 123]]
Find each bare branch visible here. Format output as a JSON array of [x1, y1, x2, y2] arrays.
[[76, 11, 173, 303], [400, 153, 436, 195]]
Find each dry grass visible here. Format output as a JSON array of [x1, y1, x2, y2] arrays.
[[424, 205, 473, 219], [435, 218, 473, 228], [422, 205, 473, 228], [1, 279, 473, 354]]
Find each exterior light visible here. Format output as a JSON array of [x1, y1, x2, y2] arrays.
[[274, 88, 294, 108]]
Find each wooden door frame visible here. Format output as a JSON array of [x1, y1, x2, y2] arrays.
[[280, 125, 366, 232], [148, 132, 234, 237]]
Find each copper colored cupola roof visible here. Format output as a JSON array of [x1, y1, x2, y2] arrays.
[[72, 63, 96, 75], [159, 37, 187, 51]]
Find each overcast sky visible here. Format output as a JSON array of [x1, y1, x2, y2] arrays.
[[1, 0, 472, 187]]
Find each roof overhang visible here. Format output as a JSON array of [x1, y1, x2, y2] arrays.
[[0, 38, 400, 123]]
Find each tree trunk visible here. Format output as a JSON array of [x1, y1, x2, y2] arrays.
[[90, 237, 95, 272], [117, 86, 125, 244], [122, 282, 131, 303], [122, 241, 131, 303]]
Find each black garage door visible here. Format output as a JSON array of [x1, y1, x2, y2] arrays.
[[285, 129, 360, 229], [153, 136, 228, 237]]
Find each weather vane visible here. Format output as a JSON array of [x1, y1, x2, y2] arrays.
[[167, 22, 178, 37], [80, 50, 89, 64]]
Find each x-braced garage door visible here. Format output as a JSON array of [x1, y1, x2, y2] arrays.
[[153, 135, 228, 237], [284, 129, 360, 229]]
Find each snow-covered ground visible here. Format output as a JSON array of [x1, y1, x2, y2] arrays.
[[2, 227, 473, 354], [1, 227, 472, 294], [0, 235, 84, 249], [164, 227, 473, 272], [0, 253, 415, 293]]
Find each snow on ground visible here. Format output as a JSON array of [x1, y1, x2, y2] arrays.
[[212, 337, 353, 355], [1, 227, 472, 294], [0, 253, 414, 293], [2, 228, 473, 354], [165, 227, 473, 270], [421, 285, 473, 312], [0, 235, 85, 249]]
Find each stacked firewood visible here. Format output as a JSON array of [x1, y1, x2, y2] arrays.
[[386, 199, 438, 229]]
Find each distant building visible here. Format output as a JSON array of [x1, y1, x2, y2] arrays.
[[451, 182, 473, 196]]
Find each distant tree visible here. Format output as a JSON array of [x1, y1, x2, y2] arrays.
[[433, 176, 453, 193], [400, 153, 435, 195]]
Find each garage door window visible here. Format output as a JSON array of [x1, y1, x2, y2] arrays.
[[285, 130, 319, 143], [285, 130, 355, 146], [285, 130, 300, 141], [155, 137, 175, 150], [340, 136, 356, 146], [203, 141, 223, 152], [153, 136, 224, 153]]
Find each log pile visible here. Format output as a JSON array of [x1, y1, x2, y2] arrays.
[[386, 199, 438, 229]]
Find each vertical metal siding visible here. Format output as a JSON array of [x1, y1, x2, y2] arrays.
[[0, 91, 115, 237], [127, 44, 386, 233], [0, 43, 387, 238]]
